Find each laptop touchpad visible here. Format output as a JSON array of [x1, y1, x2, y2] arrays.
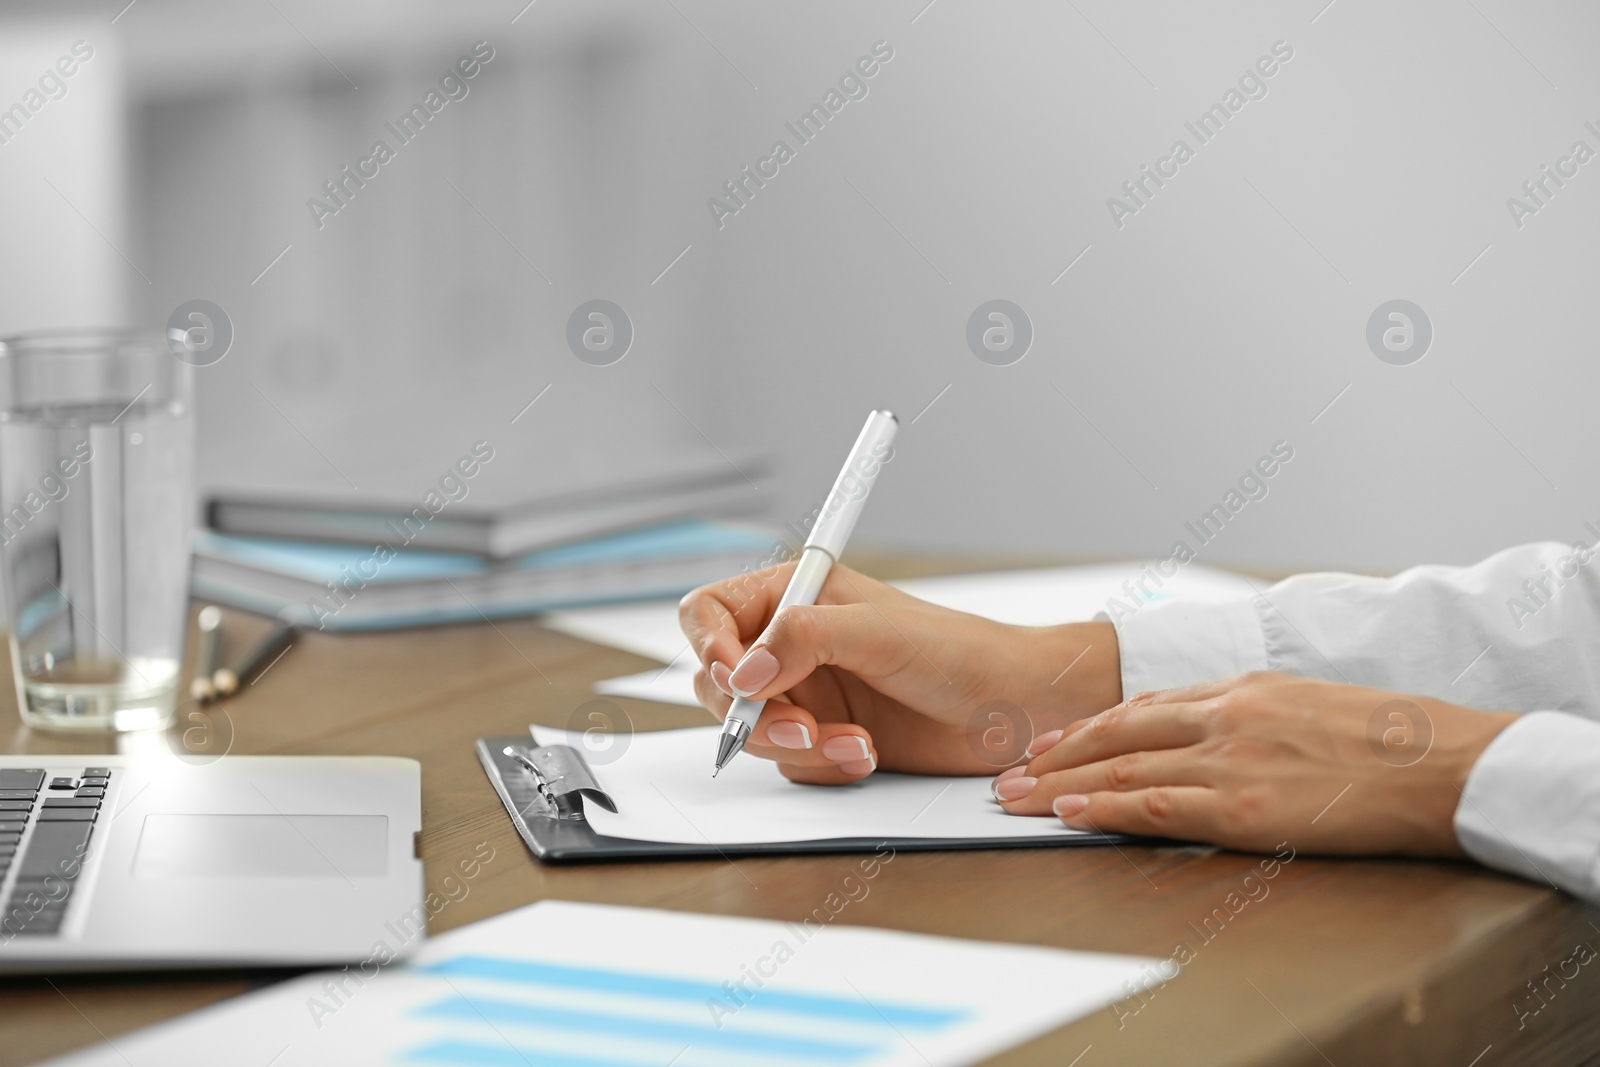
[[132, 815, 389, 878]]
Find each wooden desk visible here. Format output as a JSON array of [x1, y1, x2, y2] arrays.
[[1, 557, 1597, 1067]]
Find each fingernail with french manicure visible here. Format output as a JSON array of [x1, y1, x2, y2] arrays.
[[993, 776, 1037, 802], [710, 661, 734, 696], [822, 736, 870, 762], [767, 721, 812, 750], [1026, 730, 1063, 757], [728, 647, 779, 697], [839, 757, 876, 775], [1053, 794, 1090, 817], [989, 768, 1024, 801]]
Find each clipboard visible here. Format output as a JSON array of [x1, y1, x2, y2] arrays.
[[476, 735, 1135, 863]]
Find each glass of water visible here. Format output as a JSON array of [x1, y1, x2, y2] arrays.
[[0, 330, 195, 732]]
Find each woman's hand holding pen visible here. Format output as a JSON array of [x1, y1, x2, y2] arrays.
[[680, 561, 1122, 783]]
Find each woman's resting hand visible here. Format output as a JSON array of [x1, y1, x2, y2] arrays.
[[996, 671, 1517, 855]]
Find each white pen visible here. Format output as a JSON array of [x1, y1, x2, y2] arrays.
[[712, 409, 900, 776]]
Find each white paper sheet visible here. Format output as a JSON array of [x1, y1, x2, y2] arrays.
[[532, 725, 1084, 846], [893, 560, 1255, 627], [595, 665, 701, 706], [42, 900, 1161, 1067], [544, 599, 701, 663]]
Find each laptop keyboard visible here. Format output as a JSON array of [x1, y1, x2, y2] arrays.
[[0, 767, 111, 937]]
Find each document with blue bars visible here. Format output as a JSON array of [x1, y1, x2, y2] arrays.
[[38, 900, 1160, 1066]]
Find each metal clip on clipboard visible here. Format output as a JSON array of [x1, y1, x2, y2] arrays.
[[478, 736, 642, 862], [484, 741, 616, 822]]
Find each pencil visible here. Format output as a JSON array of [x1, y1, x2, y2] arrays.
[[189, 606, 223, 702], [213, 621, 296, 697]]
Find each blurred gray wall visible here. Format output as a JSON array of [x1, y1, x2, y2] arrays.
[[0, 21, 125, 329], [4, 0, 1597, 575]]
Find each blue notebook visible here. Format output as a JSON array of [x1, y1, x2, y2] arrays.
[[191, 521, 783, 630]]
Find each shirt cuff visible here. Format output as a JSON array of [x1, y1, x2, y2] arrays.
[[1103, 596, 1269, 697], [1455, 711, 1600, 900]]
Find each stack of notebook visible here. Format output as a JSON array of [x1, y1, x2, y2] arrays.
[[191, 450, 778, 630]]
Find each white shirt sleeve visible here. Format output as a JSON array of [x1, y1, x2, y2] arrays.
[[1110, 541, 1600, 901]]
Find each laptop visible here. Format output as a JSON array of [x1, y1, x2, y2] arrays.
[[0, 753, 424, 972]]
